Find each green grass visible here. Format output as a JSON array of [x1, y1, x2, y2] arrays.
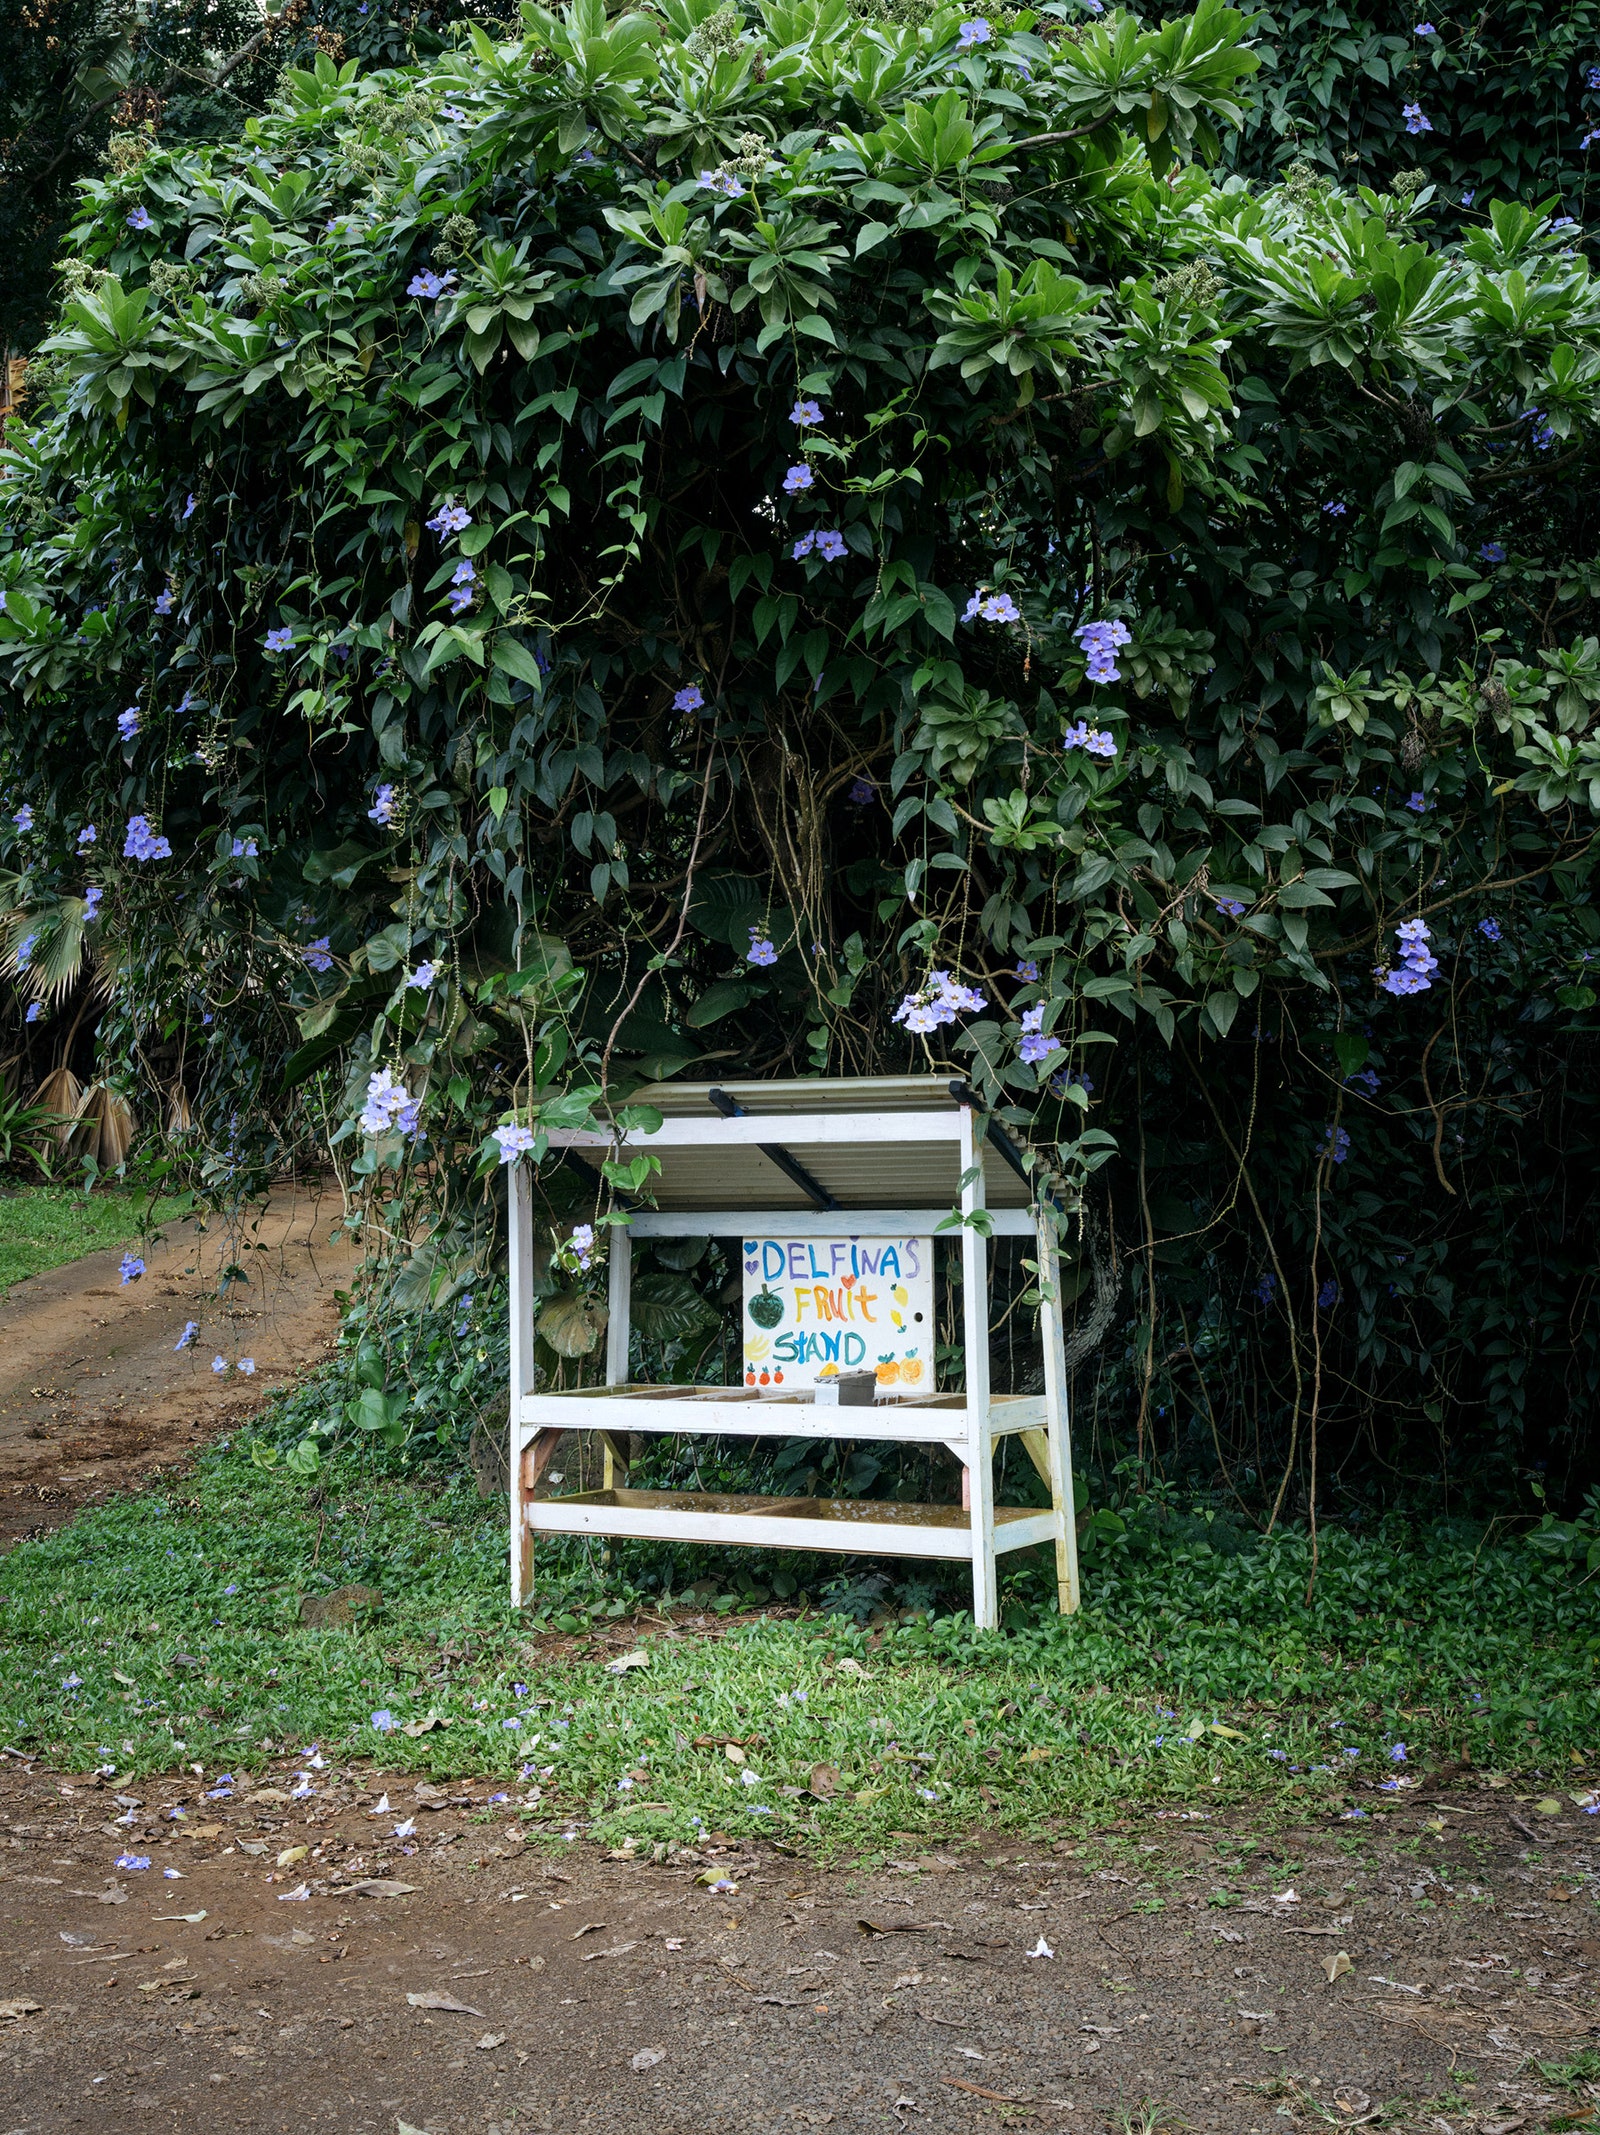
[[2, 1425, 1597, 1853], [0, 1183, 163, 1298]]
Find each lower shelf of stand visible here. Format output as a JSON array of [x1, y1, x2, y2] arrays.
[[523, 1487, 1059, 1561]]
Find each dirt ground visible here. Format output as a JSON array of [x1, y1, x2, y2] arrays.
[[0, 1757, 1594, 2135], [0, 1184, 359, 1547]]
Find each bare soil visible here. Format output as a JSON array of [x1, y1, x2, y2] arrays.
[[0, 1185, 359, 1547], [0, 1761, 1594, 2134]]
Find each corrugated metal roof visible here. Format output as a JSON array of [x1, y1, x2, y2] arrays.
[[634, 1076, 965, 1117]]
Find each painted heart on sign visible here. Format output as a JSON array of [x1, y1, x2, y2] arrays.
[[743, 1240, 758, 1254], [744, 1259, 758, 1275]]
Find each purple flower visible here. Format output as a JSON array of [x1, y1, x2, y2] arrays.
[[406, 269, 457, 300], [1215, 897, 1247, 918], [425, 502, 472, 535], [674, 683, 704, 712], [748, 928, 779, 967], [1018, 1005, 1060, 1066], [212, 1355, 229, 1375], [12, 805, 33, 833], [813, 529, 847, 560], [783, 465, 814, 493], [175, 1321, 199, 1350], [494, 1122, 536, 1163], [442, 104, 467, 121], [849, 777, 875, 805], [1479, 542, 1506, 563], [264, 626, 295, 654], [697, 169, 744, 198], [77, 824, 96, 847], [368, 785, 397, 826], [790, 400, 824, 426], [154, 589, 174, 615], [1402, 102, 1433, 133], [1322, 501, 1347, 517], [956, 16, 991, 45], [1320, 1124, 1351, 1164], [962, 590, 1022, 625], [123, 816, 172, 861], [406, 961, 436, 990], [1406, 791, 1430, 812], [1015, 959, 1040, 982], [126, 206, 152, 231], [119, 1254, 145, 1285], [1478, 916, 1502, 942], [1063, 720, 1117, 758], [117, 705, 139, 741], [304, 937, 334, 974], [894, 969, 987, 1034], [232, 837, 258, 859], [1388, 1742, 1408, 1762], [1254, 1271, 1277, 1304], [83, 885, 102, 920], [1073, 615, 1132, 682], [15, 932, 37, 970], [115, 1852, 151, 1870], [1317, 1278, 1339, 1307], [183, 493, 197, 520], [237, 1358, 255, 1375], [569, 1223, 596, 1271], [371, 1709, 397, 1733], [1414, 19, 1435, 30], [25, 1003, 41, 1023]]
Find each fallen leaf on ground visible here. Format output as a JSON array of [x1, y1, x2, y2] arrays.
[[277, 1845, 309, 1868], [406, 1991, 485, 2015], [890, 1973, 925, 1991], [572, 1922, 609, 1938], [858, 1918, 950, 1936], [723, 1742, 747, 1765], [834, 1658, 869, 1677], [1325, 1951, 1354, 1982], [475, 2033, 506, 2051], [154, 1912, 207, 1924], [631, 2047, 665, 2071], [942, 2077, 1031, 2104], [580, 1943, 638, 1961], [0, 2001, 41, 2020], [277, 1884, 313, 1902], [808, 1764, 839, 1799], [349, 1879, 419, 1897], [1330, 2088, 1371, 2117], [1537, 1797, 1562, 1815], [1551, 1885, 1578, 1902], [607, 1649, 650, 1674]]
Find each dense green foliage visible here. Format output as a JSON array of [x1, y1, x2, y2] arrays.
[[2, 1424, 1595, 1836], [4, 0, 1600, 1524]]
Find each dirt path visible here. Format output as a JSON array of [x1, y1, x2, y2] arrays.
[[0, 1183, 361, 1546], [0, 1761, 1592, 2134]]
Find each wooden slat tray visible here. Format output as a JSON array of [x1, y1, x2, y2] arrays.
[[523, 1487, 1057, 1561]]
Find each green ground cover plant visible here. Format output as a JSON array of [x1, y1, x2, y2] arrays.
[[3, 1419, 1593, 1854], [0, 1181, 167, 1297]]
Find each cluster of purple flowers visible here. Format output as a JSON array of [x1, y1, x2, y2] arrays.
[[962, 589, 1021, 624], [1377, 916, 1438, 996], [1018, 1005, 1061, 1066], [793, 529, 848, 561], [567, 1223, 597, 1271], [448, 559, 476, 615], [1524, 407, 1556, 450], [359, 1066, 423, 1140], [1322, 500, 1347, 518], [212, 1355, 256, 1376], [120, 1254, 145, 1284], [893, 969, 987, 1036], [369, 785, 397, 825], [124, 816, 172, 861], [232, 836, 259, 859], [117, 705, 140, 740], [406, 269, 457, 300], [1062, 720, 1117, 759], [175, 1321, 199, 1350], [1402, 102, 1433, 133], [83, 885, 102, 920], [747, 927, 779, 968], [1320, 1124, 1351, 1164], [304, 937, 334, 973], [494, 1122, 537, 1163], [426, 501, 472, 536], [1076, 616, 1131, 683], [1049, 1066, 1093, 1099]]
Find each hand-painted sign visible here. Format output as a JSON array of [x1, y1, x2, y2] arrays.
[[740, 1236, 934, 1394]]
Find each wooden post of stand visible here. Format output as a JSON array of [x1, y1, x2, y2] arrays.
[[603, 1226, 632, 1490], [1036, 1208, 1081, 1615], [508, 1160, 537, 1606], [959, 1104, 997, 1630]]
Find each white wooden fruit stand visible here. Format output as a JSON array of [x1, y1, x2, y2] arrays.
[[505, 1076, 1079, 1631]]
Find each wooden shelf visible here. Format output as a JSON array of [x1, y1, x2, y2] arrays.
[[525, 1486, 1058, 1562], [516, 1386, 1047, 1443]]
